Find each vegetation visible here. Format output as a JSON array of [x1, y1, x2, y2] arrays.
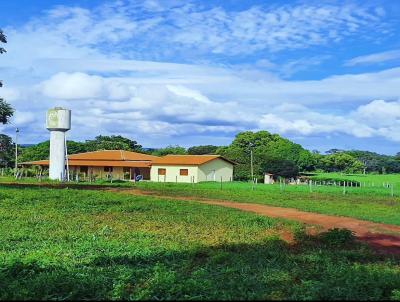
[[0, 29, 14, 125], [85, 135, 142, 152], [0, 134, 14, 168], [216, 131, 315, 180], [152, 145, 187, 156], [9, 130, 400, 179], [317, 152, 364, 173], [345, 150, 400, 174], [187, 145, 219, 155], [17, 136, 142, 164], [0, 186, 399, 300]]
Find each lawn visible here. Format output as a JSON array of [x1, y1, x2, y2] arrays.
[[0, 186, 399, 300]]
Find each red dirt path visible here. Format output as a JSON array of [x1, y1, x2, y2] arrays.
[[115, 188, 400, 255]]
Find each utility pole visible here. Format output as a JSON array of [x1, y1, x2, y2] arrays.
[[14, 128, 19, 177]]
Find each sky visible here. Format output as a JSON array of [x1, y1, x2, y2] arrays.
[[0, 0, 400, 154]]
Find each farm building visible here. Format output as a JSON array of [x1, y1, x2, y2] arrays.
[[22, 150, 158, 180], [151, 155, 234, 183], [22, 151, 234, 183]]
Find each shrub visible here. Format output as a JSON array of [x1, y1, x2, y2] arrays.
[[319, 228, 355, 246]]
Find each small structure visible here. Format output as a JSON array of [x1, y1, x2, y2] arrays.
[[46, 107, 71, 180], [264, 173, 274, 184], [151, 155, 234, 183]]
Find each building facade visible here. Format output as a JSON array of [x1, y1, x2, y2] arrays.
[[22, 151, 234, 183]]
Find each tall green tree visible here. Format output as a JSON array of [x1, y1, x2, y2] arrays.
[[0, 29, 14, 125], [0, 134, 14, 167], [320, 152, 364, 173], [217, 131, 314, 180]]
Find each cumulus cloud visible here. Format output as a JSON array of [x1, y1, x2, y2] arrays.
[[258, 100, 400, 142], [40, 72, 105, 99]]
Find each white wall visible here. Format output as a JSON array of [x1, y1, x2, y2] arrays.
[[198, 158, 233, 182], [150, 165, 199, 183]]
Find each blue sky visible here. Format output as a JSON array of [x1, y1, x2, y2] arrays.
[[1, 0, 400, 154]]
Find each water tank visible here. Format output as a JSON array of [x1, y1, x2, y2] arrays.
[[46, 107, 71, 180], [46, 107, 71, 131]]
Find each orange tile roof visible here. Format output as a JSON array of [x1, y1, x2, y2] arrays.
[[152, 155, 235, 166], [21, 150, 234, 167], [68, 150, 159, 161], [23, 159, 151, 168]]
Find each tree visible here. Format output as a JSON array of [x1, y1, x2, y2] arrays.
[[85, 135, 142, 152], [187, 145, 219, 155], [152, 145, 187, 156], [320, 153, 364, 173], [0, 29, 14, 125], [261, 158, 298, 178], [19, 140, 86, 163], [0, 29, 6, 55], [0, 134, 14, 168], [345, 150, 400, 174], [217, 131, 314, 180], [0, 99, 14, 124]]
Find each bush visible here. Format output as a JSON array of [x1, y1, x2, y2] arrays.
[[319, 228, 355, 246]]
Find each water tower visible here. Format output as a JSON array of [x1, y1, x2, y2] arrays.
[[46, 107, 71, 180]]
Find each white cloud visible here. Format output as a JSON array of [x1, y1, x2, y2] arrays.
[[40, 72, 105, 99], [165, 3, 385, 55], [14, 111, 36, 126], [345, 49, 400, 66], [258, 100, 400, 142]]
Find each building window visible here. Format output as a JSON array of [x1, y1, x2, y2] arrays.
[[123, 167, 130, 173], [180, 169, 188, 176], [158, 168, 166, 175], [104, 166, 113, 172], [80, 166, 88, 173]]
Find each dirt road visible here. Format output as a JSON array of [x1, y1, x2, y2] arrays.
[[116, 188, 400, 254]]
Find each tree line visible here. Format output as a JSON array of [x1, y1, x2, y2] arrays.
[[1, 130, 400, 180]]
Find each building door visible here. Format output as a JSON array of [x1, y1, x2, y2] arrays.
[[131, 168, 141, 180]]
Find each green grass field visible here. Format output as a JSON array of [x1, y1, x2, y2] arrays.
[[1, 186, 399, 300], [134, 180, 400, 225], [309, 172, 400, 186], [2, 173, 400, 225]]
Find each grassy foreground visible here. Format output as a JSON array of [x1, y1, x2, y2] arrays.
[[0, 187, 400, 300]]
